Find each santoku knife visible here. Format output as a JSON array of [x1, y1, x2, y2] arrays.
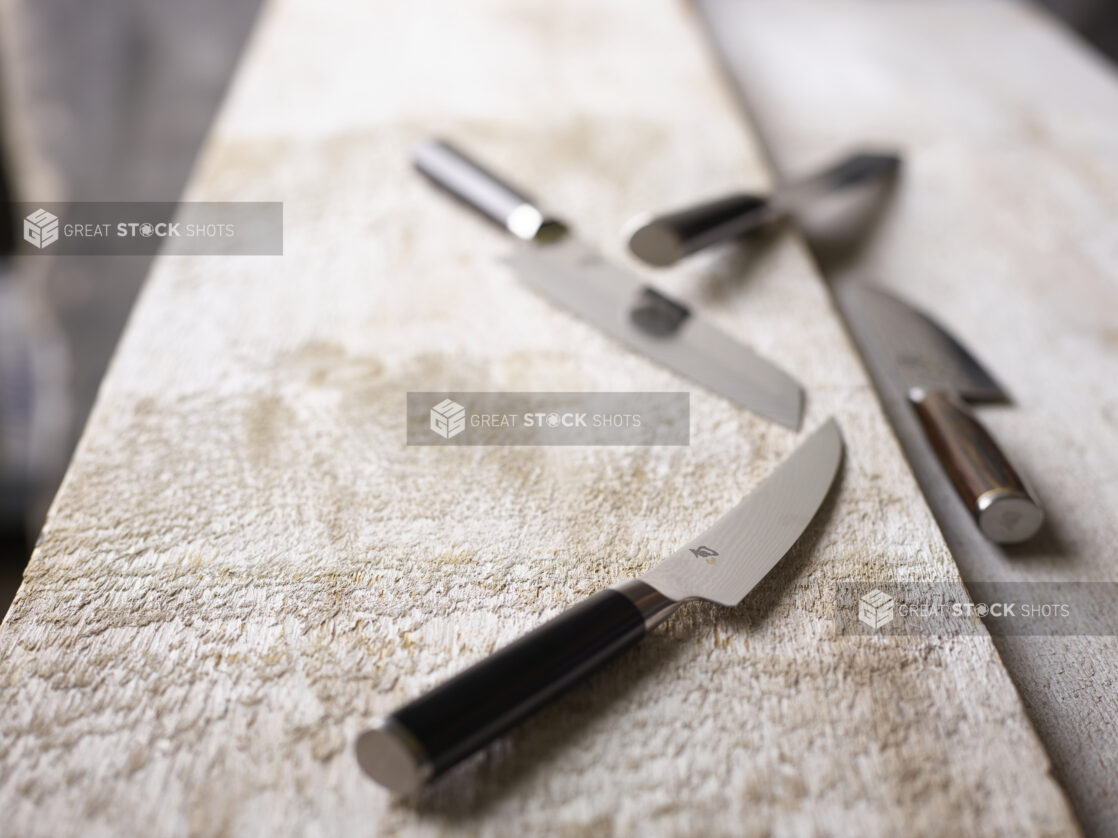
[[412, 139, 803, 430], [626, 151, 900, 267], [846, 285, 1043, 544], [356, 418, 843, 793]]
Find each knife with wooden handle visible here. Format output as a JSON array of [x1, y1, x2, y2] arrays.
[[910, 389, 1043, 543], [356, 419, 843, 793], [848, 285, 1043, 544], [625, 151, 900, 267]]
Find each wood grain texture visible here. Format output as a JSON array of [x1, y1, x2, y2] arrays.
[[910, 389, 1042, 541], [698, 1, 1118, 833], [0, 1, 1081, 835]]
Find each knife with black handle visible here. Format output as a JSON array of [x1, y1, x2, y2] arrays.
[[625, 192, 770, 267], [356, 419, 843, 793], [626, 151, 900, 267], [358, 583, 672, 793]]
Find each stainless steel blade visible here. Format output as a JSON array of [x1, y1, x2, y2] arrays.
[[770, 152, 900, 218], [505, 237, 803, 428], [844, 285, 1007, 403], [639, 418, 842, 605]]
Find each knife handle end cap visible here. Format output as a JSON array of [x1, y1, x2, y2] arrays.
[[626, 193, 770, 267], [977, 490, 1044, 544], [355, 718, 431, 794], [627, 215, 683, 267]]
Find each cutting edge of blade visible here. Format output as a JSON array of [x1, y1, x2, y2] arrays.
[[638, 417, 844, 606]]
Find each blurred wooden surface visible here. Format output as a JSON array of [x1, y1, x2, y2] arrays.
[[0, 0, 262, 546], [699, 0, 1118, 833], [0, 0, 1083, 835]]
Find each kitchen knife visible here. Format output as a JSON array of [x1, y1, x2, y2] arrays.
[[626, 151, 900, 267], [356, 418, 843, 793], [846, 285, 1042, 544], [412, 139, 803, 430]]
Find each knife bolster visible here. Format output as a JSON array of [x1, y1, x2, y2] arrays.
[[629, 287, 691, 337], [611, 578, 681, 630]]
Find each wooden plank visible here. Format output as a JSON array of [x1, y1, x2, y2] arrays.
[[0, 0, 1080, 834], [698, 0, 1118, 833]]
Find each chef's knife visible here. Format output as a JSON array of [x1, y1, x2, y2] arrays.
[[356, 418, 842, 793], [413, 139, 803, 430], [626, 151, 900, 267], [846, 285, 1042, 544]]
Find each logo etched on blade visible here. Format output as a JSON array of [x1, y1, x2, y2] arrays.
[[689, 546, 719, 564]]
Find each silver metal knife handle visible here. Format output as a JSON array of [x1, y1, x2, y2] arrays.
[[412, 139, 567, 242]]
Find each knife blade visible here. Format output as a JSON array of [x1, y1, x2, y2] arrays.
[[412, 139, 803, 430], [626, 151, 900, 267], [846, 284, 1042, 544], [356, 418, 843, 793]]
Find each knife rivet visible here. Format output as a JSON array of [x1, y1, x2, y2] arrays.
[[630, 286, 690, 337]]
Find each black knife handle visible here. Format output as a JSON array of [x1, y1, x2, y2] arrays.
[[355, 581, 678, 793], [625, 151, 901, 267], [412, 138, 567, 242], [626, 192, 771, 267], [910, 389, 1043, 544]]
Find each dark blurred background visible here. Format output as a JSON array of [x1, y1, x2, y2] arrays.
[[0, 0, 262, 614], [0, 0, 1115, 619]]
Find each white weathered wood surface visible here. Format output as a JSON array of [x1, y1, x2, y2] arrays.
[[0, 1, 1083, 835], [698, 2, 1118, 833]]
